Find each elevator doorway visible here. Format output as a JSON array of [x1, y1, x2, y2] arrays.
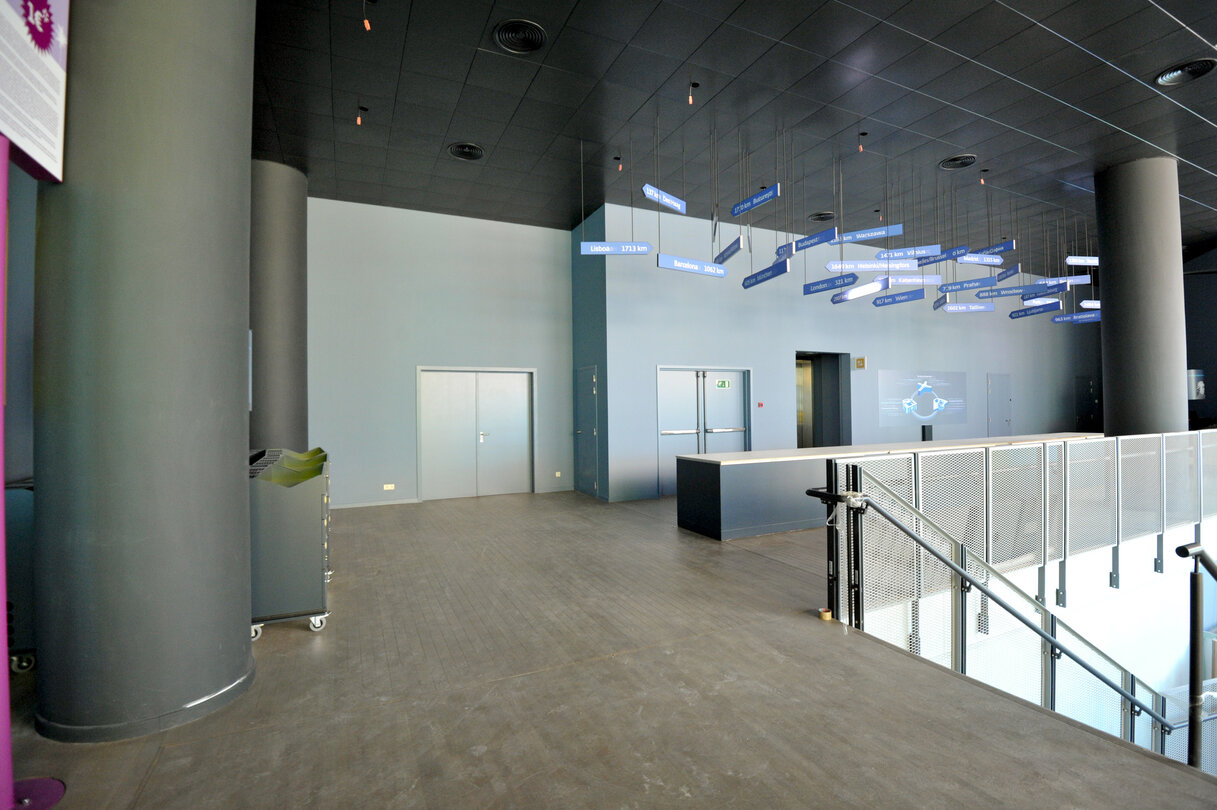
[[657, 367, 750, 496], [795, 352, 852, 448]]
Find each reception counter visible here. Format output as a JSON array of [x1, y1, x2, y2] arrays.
[[675, 433, 1098, 541]]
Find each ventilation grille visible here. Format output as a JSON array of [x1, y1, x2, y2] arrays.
[[447, 142, 485, 161], [938, 154, 977, 171], [493, 19, 547, 54]]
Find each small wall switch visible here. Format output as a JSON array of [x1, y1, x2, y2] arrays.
[[555, 471, 562, 477], [383, 483, 396, 491]]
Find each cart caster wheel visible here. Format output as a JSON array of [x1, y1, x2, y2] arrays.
[[9, 654, 34, 673], [308, 616, 327, 632], [250, 625, 263, 641]]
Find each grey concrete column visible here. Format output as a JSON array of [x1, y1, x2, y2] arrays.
[[1095, 157, 1189, 435], [250, 160, 309, 451], [32, 3, 256, 741]]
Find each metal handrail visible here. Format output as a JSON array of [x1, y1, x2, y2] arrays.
[[1175, 541, 1217, 767], [809, 485, 1175, 730]]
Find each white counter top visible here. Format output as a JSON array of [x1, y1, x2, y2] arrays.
[[676, 433, 1103, 466]]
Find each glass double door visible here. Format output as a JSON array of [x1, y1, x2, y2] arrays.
[[657, 368, 748, 496]]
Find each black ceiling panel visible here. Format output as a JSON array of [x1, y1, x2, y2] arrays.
[[253, 0, 1217, 260]]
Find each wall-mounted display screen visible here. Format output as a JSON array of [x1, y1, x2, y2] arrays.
[[878, 370, 968, 426]]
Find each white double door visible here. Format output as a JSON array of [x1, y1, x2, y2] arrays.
[[418, 370, 533, 500]]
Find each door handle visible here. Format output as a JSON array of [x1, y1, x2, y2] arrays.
[[576, 429, 583, 435]]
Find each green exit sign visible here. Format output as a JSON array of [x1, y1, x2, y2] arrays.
[[715, 379, 731, 389]]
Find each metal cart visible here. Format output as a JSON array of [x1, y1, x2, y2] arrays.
[[249, 448, 330, 639]]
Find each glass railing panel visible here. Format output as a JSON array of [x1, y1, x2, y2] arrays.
[[1164, 432, 1199, 529], [1066, 437, 1118, 555], [962, 548, 1044, 705], [1131, 677, 1158, 751], [1053, 618, 1124, 738], [989, 444, 1045, 574], [1118, 434, 1164, 541]]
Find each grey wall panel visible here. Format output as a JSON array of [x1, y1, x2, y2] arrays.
[[574, 366, 598, 496], [308, 201, 573, 506], [571, 210, 610, 498], [602, 204, 1098, 501]]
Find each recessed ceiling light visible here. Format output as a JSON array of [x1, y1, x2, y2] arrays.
[[447, 142, 485, 161], [939, 154, 977, 170], [1156, 58, 1216, 86], [808, 211, 834, 222], [493, 19, 547, 54]]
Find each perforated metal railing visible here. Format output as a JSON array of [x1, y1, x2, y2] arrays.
[[836, 469, 1172, 754], [822, 429, 1217, 770]]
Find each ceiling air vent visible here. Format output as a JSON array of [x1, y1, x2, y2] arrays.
[[493, 19, 547, 54], [447, 142, 485, 161], [938, 154, 977, 171], [1156, 58, 1217, 86], [808, 211, 835, 222]]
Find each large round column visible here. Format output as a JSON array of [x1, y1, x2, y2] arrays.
[[32, 3, 256, 740], [1095, 157, 1189, 435], [250, 160, 309, 451]]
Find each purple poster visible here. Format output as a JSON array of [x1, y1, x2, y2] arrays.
[[0, 0, 70, 180]]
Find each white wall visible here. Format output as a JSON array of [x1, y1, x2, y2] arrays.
[[308, 200, 573, 507]]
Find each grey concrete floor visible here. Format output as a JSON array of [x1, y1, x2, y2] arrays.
[[10, 492, 1217, 808]]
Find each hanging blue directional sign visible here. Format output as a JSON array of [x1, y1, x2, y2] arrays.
[[826, 258, 917, 273], [957, 253, 1003, 265], [580, 241, 653, 255], [642, 183, 687, 214], [943, 303, 995, 313], [731, 183, 780, 216], [975, 239, 1017, 255], [831, 277, 889, 304], [996, 263, 1020, 282], [742, 258, 790, 289], [795, 226, 837, 252], [657, 253, 726, 278], [873, 288, 926, 307], [1036, 274, 1091, 286], [1010, 300, 1062, 319], [884, 274, 942, 286], [977, 283, 1041, 299], [1052, 311, 1101, 324], [938, 276, 998, 293], [1066, 255, 1099, 266], [776, 241, 796, 260], [714, 236, 743, 265], [918, 245, 968, 267], [875, 244, 941, 260], [1022, 282, 1066, 300], [933, 294, 948, 310], [804, 273, 859, 295], [829, 224, 904, 245]]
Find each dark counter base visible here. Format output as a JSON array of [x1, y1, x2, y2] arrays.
[[676, 457, 829, 541]]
